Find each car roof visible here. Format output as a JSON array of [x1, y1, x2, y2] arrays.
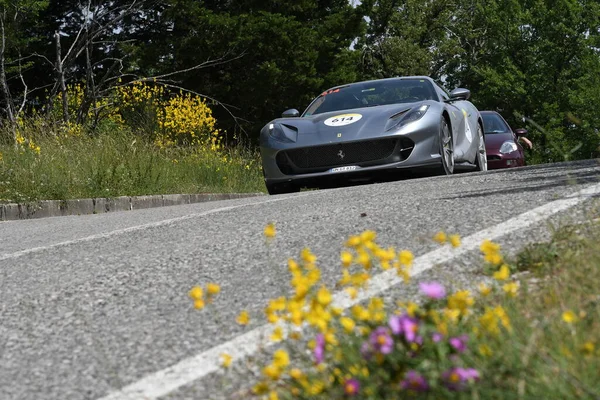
[[326, 76, 434, 92]]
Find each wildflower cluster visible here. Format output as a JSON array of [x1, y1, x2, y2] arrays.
[[188, 283, 221, 310], [242, 227, 492, 399], [14, 129, 41, 155]]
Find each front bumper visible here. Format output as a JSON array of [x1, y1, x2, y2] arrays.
[[261, 124, 442, 186], [486, 153, 523, 169]]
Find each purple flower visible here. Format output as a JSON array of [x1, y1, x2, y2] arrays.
[[400, 370, 429, 392], [360, 341, 373, 360], [432, 332, 444, 343], [389, 314, 420, 343], [344, 378, 360, 396], [449, 335, 469, 353], [314, 333, 325, 364], [369, 327, 394, 354], [442, 367, 480, 391], [419, 282, 446, 299]]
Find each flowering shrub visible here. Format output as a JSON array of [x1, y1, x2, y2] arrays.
[[47, 82, 221, 150]]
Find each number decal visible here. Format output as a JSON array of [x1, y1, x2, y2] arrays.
[[324, 113, 363, 127]]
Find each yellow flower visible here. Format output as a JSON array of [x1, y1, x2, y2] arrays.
[[340, 317, 356, 333], [345, 287, 358, 300], [449, 234, 461, 248], [263, 364, 281, 380], [433, 231, 447, 244], [273, 349, 289, 368], [270, 326, 284, 342], [360, 230, 376, 243], [493, 264, 511, 281], [478, 344, 493, 357], [290, 368, 304, 380], [398, 250, 414, 266], [236, 310, 250, 325], [193, 299, 205, 310], [206, 283, 221, 295], [345, 235, 361, 247], [288, 258, 300, 274], [264, 223, 276, 238], [478, 283, 492, 296], [316, 286, 332, 306], [356, 251, 371, 270], [220, 353, 232, 368], [480, 239, 501, 254], [340, 251, 353, 267], [252, 381, 270, 395], [562, 310, 577, 324], [189, 286, 204, 301], [269, 391, 279, 400], [447, 290, 474, 316], [300, 248, 317, 264], [581, 342, 595, 356], [503, 282, 519, 297]]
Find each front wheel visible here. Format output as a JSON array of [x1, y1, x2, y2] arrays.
[[439, 117, 454, 175], [475, 123, 488, 172]]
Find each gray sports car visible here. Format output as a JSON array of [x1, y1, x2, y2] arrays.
[[259, 76, 487, 194]]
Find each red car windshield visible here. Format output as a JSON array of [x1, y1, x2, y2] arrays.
[[482, 113, 510, 134], [303, 79, 436, 116]]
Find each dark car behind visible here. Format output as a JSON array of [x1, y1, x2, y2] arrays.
[[481, 111, 528, 169]]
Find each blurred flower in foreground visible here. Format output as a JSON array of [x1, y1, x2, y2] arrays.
[[419, 282, 446, 299], [264, 223, 276, 238], [344, 378, 360, 396], [236, 310, 250, 325], [400, 370, 429, 392]]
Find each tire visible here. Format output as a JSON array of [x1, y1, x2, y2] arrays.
[[475, 122, 488, 172], [439, 117, 454, 175], [266, 181, 300, 195]]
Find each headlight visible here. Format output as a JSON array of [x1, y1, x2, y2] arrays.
[[499, 140, 518, 154], [394, 105, 429, 130], [268, 123, 297, 143]]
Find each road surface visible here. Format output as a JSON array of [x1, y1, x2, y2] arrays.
[[0, 160, 599, 400]]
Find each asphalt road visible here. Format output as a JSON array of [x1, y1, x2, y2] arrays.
[[1, 160, 599, 400]]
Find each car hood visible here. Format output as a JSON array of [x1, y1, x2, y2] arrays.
[[265, 103, 432, 145], [484, 132, 514, 152]]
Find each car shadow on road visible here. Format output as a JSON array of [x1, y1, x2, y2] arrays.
[[440, 169, 600, 200]]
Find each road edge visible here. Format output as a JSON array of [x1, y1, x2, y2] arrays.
[[0, 193, 266, 221]]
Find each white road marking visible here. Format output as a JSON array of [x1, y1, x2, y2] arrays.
[[98, 182, 600, 400], [0, 193, 315, 262]]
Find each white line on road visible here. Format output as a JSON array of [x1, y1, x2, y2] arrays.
[[98, 182, 600, 400], [0, 193, 316, 262]]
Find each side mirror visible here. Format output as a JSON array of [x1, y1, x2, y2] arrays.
[[514, 128, 528, 136], [449, 88, 471, 101], [282, 109, 300, 118]]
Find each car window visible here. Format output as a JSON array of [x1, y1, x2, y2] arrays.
[[435, 82, 449, 101], [481, 113, 510, 134], [303, 79, 437, 116]]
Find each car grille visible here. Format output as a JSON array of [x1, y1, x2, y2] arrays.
[[487, 155, 502, 161], [276, 137, 414, 175]]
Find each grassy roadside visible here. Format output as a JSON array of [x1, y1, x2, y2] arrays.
[[0, 133, 266, 203], [194, 208, 600, 399], [467, 217, 600, 399]]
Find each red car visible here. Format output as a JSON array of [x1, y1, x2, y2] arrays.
[[481, 111, 529, 169]]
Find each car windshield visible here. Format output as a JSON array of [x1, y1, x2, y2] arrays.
[[482, 113, 510, 134], [303, 79, 437, 116]]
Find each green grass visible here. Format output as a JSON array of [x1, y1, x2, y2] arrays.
[[466, 217, 600, 399], [0, 132, 266, 203]]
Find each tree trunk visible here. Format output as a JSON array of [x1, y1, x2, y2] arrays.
[[55, 31, 69, 123], [0, 11, 17, 144]]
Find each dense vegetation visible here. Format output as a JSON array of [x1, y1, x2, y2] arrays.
[[0, 0, 598, 166]]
